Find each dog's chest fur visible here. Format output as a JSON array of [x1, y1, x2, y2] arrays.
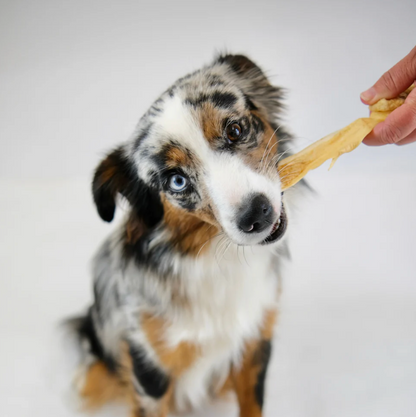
[[157, 239, 280, 409]]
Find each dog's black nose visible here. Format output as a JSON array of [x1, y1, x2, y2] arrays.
[[237, 193, 274, 234]]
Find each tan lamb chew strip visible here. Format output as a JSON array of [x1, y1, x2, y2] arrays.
[[277, 85, 415, 191]]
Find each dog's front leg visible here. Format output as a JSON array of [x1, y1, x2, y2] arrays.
[[231, 309, 276, 417], [126, 341, 173, 417]]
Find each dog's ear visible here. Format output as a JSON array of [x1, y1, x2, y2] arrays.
[[216, 54, 260, 76], [92, 147, 163, 227], [216, 54, 284, 123]]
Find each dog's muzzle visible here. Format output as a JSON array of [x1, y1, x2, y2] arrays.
[[236, 193, 287, 244]]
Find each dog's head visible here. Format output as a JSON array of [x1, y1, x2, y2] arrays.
[[92, 55, 290, 249]]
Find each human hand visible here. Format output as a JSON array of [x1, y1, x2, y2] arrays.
[[360, 46, 416, 146]]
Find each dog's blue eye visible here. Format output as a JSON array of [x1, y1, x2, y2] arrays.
[[169, 174, 188, 192]]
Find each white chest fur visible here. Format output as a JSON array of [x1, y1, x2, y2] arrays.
[[165, 239, 280, 410]]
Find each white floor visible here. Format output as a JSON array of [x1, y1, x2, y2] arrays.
[[1, 170, 416, 417]]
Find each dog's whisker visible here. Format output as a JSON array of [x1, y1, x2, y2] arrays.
[[214, 236, 229, 267], [237, 245, 245, 266], [196, 231, 222, 258], [260, 133, 297, 177], [275, 146, 297, 163], [265, 155, 288, 178], [263, 140, 291, 174], [277, 158, 300, 176], [217, 237, 232, 271], [268, 144, 297, 170], [259, 126, 279, 170], [265, 145, 299, 178], [219, 240, 232, 264], [216, 236, 228, 257], [261, 140, 280, 175], [242, 246, 250, 268], [223, 240, 233, 258], [259, 124, 281, 171]]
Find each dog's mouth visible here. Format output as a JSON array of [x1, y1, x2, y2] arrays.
[[261, 205, 287, 245]]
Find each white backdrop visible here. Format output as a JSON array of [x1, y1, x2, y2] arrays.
[[1, 1, 416, 417]]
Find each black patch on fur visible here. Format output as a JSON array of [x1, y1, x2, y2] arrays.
[[175, 194, 198, 211], [92, 147, 163, 227], [209, 75, 224, 87], [148, 169, 160, 188], [252, 114, 264, 134], [184, 94, 208, 107], [153, 97, 164, 107], [185, 92, 237, 109], [70, 309, 117, 372], [244, 94, 258, 111], [211, 92, 237, 108], [133, 124, 152, 151], [129, 344, 170, 399], [176, 72, 194, 85], [253, 340, 272, 409], [123, 228, 176, 278], [150, 107, 162, 115]]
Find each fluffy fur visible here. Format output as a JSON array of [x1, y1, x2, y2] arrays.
[[66, 54, 301, 417]]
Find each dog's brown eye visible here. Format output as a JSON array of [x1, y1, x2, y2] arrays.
[[226, 123, 242, 142]]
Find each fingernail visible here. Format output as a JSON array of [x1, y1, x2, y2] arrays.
[[360, 87, 377, 104]]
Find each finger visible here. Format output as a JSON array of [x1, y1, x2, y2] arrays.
[[362, 129, 385, 146], [360, 46, 416, 105], [363, 88, 416, 146], [396, 128, 416, 146]]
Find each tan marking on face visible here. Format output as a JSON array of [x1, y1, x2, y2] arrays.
[[246, 113, 280, 172], [141, 313, 200, 377], [162, 196, 219, 256], [165, 147, 192, 168], [199, 103, 223, 144]]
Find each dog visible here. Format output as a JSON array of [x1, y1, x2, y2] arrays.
[[67, 54, 300, 417]]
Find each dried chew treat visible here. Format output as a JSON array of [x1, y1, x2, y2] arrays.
[[277, 84, 414, 191], [277, 118, 378, 190], [369, 85, 414, 112]]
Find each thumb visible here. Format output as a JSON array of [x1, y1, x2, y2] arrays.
[[360, 46, 416, 105]]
